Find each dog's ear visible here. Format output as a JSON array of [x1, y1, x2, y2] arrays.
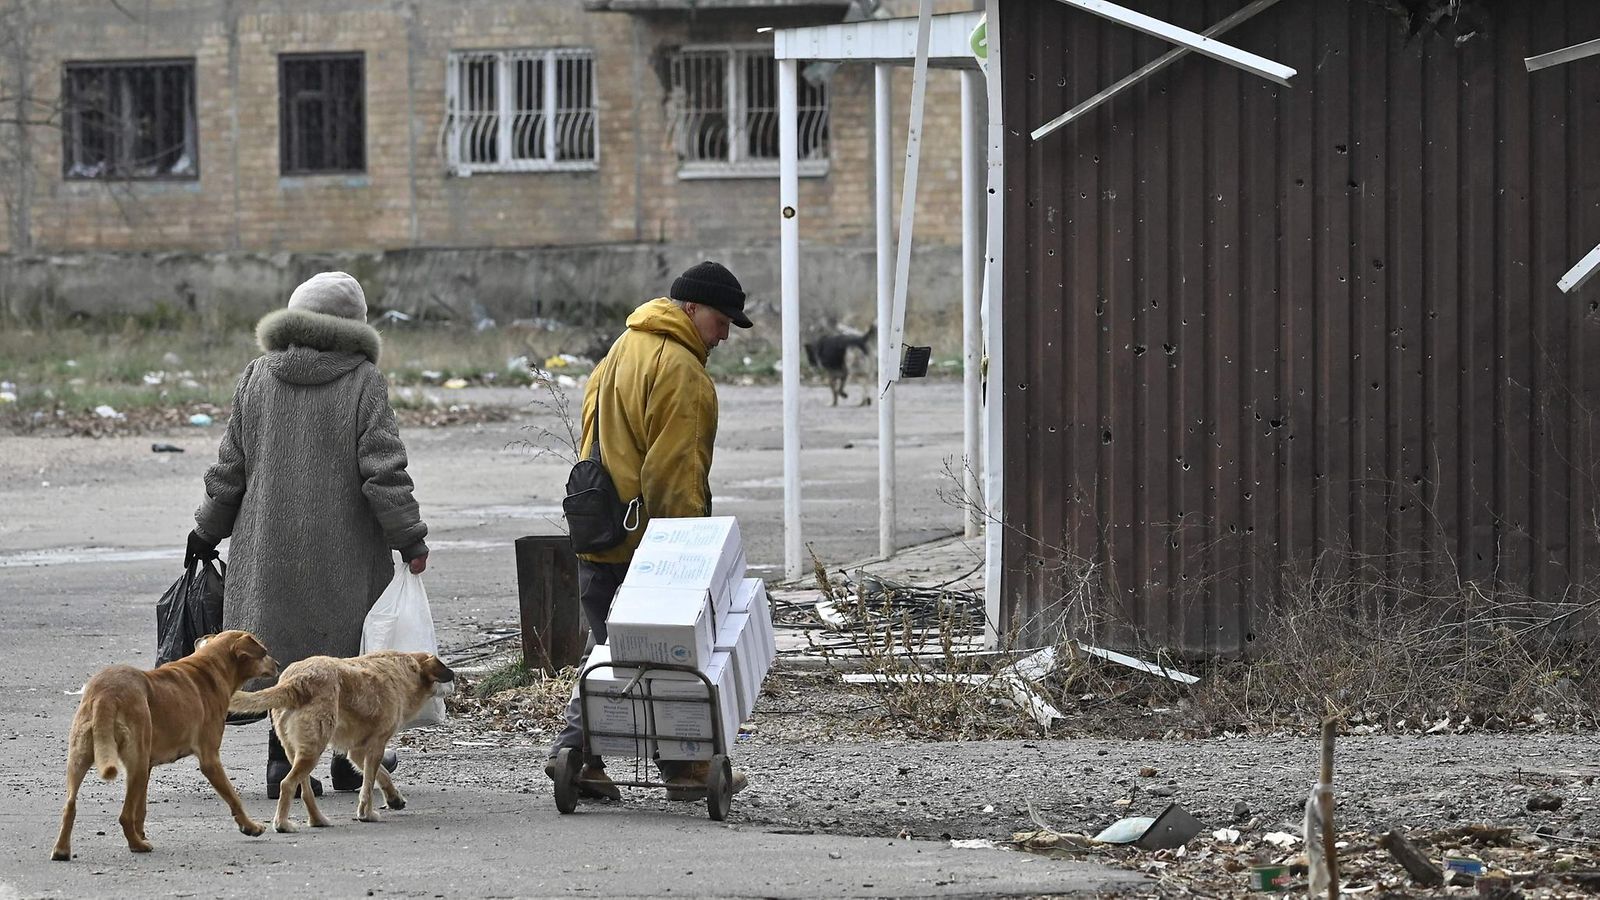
[[422, 654, 456, 684], [194, 633, 217, 651]]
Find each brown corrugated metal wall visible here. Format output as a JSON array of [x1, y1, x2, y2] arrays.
[[999, 0, 1600, 655]]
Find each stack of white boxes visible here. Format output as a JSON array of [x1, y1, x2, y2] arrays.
[[590, 516, 778, 762]]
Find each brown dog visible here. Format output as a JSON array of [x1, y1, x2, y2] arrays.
[[51, 630, 279, 860], [228, 650, 454, 832]]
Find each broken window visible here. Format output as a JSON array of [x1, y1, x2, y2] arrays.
[[279, 53, 364, 174], [62, 60, 197, 180], [669, 46, 829, 178], [447, 48, 598, 174]]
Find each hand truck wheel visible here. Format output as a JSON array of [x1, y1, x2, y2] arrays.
[[553, 747, 580, 814], [705, 754, 732, 821]]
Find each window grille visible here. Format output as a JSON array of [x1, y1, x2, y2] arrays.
[[279, 53, 365, 175], [669, 46, 829, 179], [62, 60, 197, 180], [446, 48, 597, 174]]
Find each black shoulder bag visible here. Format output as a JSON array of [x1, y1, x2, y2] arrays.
[[562, 400, 641, 553]]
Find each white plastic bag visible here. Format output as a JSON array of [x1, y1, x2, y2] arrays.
[[361, 570, 448, 729]]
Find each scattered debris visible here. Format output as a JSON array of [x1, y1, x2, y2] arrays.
[[92, 404, 123, 420], [1073, 641, 1199, 685], [150, 443, 183, 453], [188, 413, 213, 427]]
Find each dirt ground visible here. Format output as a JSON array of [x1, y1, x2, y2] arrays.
[[7, 379, 1600, 897]]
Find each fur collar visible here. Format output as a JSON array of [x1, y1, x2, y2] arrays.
[[256, 308, 381, 363]]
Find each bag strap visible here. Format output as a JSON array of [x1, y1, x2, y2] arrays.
[[585, 350, 644, 530]]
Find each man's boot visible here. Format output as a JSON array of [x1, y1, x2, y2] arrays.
[[266, 726, 323, 800], [330, 750, 399, 792], [544, 755, 621, 801]]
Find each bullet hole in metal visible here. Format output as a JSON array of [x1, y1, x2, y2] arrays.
[[1164, 343, 1176, 355], [1335, 143, 1348, 154], [1133, 345, 1147, 356], [1102, 429, 1112, 444]]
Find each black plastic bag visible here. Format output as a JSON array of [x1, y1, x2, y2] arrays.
[[155, 557, 225, 666]]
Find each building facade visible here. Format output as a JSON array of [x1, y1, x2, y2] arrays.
[[0, 0, 978, 336]]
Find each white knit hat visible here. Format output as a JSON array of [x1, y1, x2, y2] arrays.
[[287, 271, 367, 321]]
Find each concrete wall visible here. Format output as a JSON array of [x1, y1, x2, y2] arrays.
[[0, 242, 965, 342]]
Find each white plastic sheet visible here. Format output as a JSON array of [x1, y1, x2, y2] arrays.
[[361, 570, 448, 728]]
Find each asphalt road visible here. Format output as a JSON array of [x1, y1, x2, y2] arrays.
[[0, 380, 1141, 898]]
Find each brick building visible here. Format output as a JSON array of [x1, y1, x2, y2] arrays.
[[0, 0, 978, 338]]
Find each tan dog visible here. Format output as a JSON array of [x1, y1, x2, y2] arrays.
[[51, 630, 279, 860], [228, 650, 454, 832]]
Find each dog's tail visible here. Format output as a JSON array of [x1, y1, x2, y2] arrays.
[[89, 700, 120, 781], [229, 680, 310, 715]]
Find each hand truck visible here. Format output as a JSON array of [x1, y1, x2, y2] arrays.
[[551, 660, 736, 821]]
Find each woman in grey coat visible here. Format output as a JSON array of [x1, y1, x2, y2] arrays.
[[190, 271, 430, 799]]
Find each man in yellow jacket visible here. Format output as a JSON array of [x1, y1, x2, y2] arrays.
[[546, 260, 752, 800]]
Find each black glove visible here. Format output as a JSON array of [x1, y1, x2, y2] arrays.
[[185, 529, 220, 565]]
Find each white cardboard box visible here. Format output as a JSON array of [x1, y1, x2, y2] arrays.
[[606, 585, 715, 669], [647, 652, 741, 760], [628, 517, 746, 625], [713, 612, 761, 720], [733, 577, 778, 669], [577, 644, 649, 758]]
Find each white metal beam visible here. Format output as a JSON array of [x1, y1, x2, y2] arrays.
[[1032, 0, 1284, 142], [1525, 37, 1600, 73], [961, 68, 984, 538], [875, 64, 897, 560], [772, 11, 984, 66], [982, 0, 1005, 649], [883, 0, 934, 394], [778, 58, 804, 582], [1047, 0, 1295, 86], [1559, 242, 1600, 294]]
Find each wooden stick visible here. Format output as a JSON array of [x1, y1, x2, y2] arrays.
[[1320, 718, 1340, 900], [1377, 829, 1444, 887]]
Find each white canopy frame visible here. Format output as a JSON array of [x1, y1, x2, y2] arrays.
[[771, 8, 990, 598]]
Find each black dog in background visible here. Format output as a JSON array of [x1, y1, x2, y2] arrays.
[[804, 325, 875, 406]]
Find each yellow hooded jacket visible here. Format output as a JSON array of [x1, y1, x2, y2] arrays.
[[577, 297, 717, 564]]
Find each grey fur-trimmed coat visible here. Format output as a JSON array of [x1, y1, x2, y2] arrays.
[[195, 308, 429, 678]]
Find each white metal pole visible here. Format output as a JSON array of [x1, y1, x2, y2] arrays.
[[883, 0, 934, 393], [875, 64, 897, 561], [982, 0, 1006, 648], [779, 57, 804, 582], [960, 68, 984, 539]]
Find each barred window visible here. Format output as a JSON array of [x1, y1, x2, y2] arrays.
[[62, 60, 197, 180], [669, 46, 829, 179], [279, 53, 365, 175], [446, 48, 597, 174]]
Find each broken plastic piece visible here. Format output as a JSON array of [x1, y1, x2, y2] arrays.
[[1093, 803, 1205, 850], [899, 345, 931, 378]]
